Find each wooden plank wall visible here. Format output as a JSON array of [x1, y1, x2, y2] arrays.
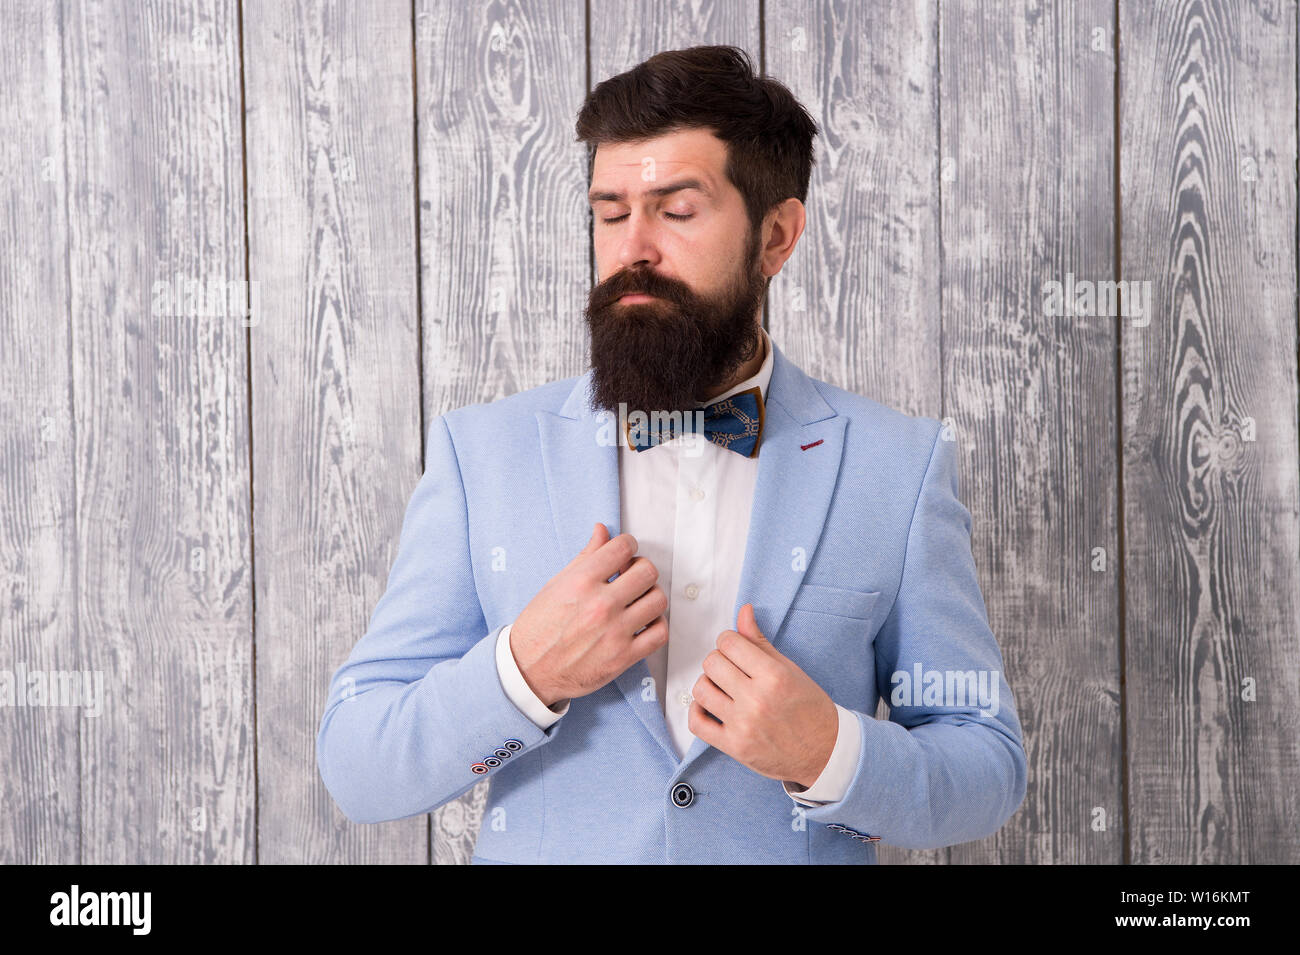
[[1, 0, 79, 864], [244, 0, 425, 865], [1, 0, 1296, 865], [1121, 0, 1300, 863], [67, 0, 254, 864]]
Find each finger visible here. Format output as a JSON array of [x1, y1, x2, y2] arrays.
[[608, 556, 659, 607], [688, 699, 724, 741], [620, 580, 666, 631], [625, 615, 668, 661], [690, 673, 733, 722], [715, 628, 772, 678], [700, 646, 750, 698], [579, 531, 639, 582], [604, 537, 638, 579]]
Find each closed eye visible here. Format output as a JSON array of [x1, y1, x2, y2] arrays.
[[600, 212, 693, 224]]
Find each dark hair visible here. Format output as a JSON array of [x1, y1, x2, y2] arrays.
[[575, 45, 819, 237]]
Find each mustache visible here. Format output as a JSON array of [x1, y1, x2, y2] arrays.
[[588, 267, 695, 313]]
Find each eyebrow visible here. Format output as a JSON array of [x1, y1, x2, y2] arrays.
[[587, 178, 712, 204]]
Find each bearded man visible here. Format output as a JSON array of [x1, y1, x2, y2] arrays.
[[317, 44, 1027, 865]]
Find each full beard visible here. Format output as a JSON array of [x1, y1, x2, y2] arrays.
[[584, 237, 767, 417]]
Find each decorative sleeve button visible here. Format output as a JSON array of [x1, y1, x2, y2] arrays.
[[470, 738, 527, 775], [827, 822, 880, 842]]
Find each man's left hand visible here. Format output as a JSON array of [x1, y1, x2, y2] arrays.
[[688, 603, 839, 788]]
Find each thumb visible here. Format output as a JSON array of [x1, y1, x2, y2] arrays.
[[578, 521, 610, 557], [735, 603, 771, 650]]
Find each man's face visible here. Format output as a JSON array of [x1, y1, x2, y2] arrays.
[[584, 127, 767, 416]]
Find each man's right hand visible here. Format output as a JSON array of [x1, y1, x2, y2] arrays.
[[508, 522, 667, 708]]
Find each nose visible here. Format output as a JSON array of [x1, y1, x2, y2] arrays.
[[617, 209, 662, 271]]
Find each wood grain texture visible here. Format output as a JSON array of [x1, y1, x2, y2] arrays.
[[1120, 0, 1300, 863], [62, 0, 254, 863], [0, 0, 80, 864], [244, 0, 425, 864], [941, 0, 1122, 865], [417, 0, 590, 413], [765, 0, 941, 418], [415, 0, 589, 865]]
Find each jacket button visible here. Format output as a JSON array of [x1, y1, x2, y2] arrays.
[[470, 762, 489, 775], [671, 782, 695, 808], [493, 748, 512, 760], [503, 739, 523, 751]]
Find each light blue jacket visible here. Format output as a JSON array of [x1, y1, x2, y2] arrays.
[[316, 339, 1028, 863]]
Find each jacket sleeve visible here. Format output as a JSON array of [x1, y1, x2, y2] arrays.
[[316, 413, 560, 824], [797, 422, 1028, 849]]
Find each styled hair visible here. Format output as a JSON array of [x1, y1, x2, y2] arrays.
[[575, 45, 819, 237]]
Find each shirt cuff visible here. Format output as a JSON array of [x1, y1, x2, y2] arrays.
[[782, 703, 860, 805], [495, 623, 570, 728]]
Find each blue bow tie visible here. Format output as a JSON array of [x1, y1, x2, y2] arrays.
[[624, 386, 765, 458]]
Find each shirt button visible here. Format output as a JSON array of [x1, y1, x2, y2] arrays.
[[684, 583, 700, 599], [678, 692, 692, 706], [690, 486, 705, 501]]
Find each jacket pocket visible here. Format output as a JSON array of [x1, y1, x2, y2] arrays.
[[788, 583, 881, 620]]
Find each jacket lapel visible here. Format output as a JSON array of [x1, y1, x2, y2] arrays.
[[536, 374, 680, 760], [536, 340, 845, 769], [679, 342, 845, 767]]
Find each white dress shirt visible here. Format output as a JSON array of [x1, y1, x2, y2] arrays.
[[493, 328, 862, 805]]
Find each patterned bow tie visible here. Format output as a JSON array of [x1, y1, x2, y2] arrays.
[[624, 385, 765, 458]]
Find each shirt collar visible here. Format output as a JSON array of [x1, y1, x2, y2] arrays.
[[697, 327, 772, 407]]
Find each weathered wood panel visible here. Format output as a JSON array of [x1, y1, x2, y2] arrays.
[[1120, 0, 1300, 863], [0, 0, 80, 864], [417, 0, 590, 414], [1, 0, 1297, 867], [244, 0, 424, 864], [765, 0, 948, 865], [766, 0, 940, 418], [416, 0, 590, 865], [942, 0, 1122, 865], [62, 0, 254, 863]]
